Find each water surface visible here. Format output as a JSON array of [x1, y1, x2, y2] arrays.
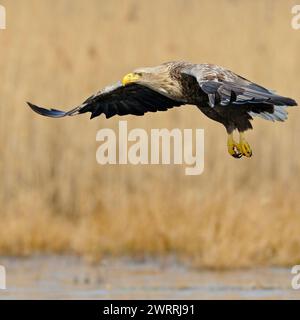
[[0, 256, 298, 299]]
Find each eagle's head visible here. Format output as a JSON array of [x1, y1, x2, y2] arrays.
[[122, 63, 183, 98]]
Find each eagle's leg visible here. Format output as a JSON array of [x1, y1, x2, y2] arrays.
[[227, 133, 242, 158], [238, 132, 252, 157]]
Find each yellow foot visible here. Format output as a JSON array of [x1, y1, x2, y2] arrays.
[[227, 134, 242, 158], [239, 133, 252, 157]]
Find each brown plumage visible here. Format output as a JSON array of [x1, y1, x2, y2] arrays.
[[27, 61, 297, 158]]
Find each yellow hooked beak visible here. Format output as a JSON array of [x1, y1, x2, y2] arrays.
[[122, 73, 141, 86]]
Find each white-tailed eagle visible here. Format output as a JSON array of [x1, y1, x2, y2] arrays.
[[28, 61, 297, 158]]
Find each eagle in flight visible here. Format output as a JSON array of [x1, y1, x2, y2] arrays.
[[28, 61, 297, 158]]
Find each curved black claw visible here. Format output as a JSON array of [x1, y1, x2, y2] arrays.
[[228, 144, 243, 159], [231, 151, 243, 159]]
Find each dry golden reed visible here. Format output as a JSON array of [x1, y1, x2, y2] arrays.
[[0, 0, 300, 268]]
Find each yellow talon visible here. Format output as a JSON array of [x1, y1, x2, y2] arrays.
[[227, 133, 242, 158], [238, 132, 252, 157]]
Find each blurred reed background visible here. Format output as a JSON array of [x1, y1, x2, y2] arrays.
[[0, 0, 300, 268]]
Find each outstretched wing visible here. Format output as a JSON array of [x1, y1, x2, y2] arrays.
[[181, 64, 297, 121], [28, 82, 184, 119]]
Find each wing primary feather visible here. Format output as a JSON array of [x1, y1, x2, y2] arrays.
[[27, 102, 67, 118], [28, 82, 185, 120]]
